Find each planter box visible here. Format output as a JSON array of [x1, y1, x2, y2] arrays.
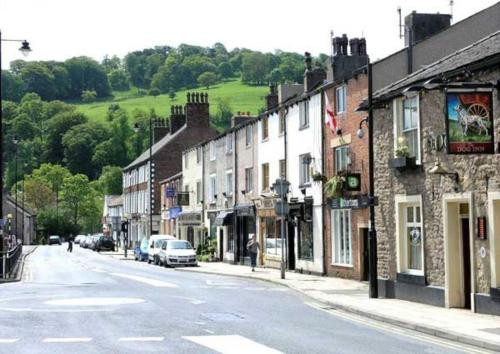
[[389, 156, 417, 171]]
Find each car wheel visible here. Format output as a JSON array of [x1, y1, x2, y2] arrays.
[[155, 256, 159, 266], [148, 258, 151, 264]]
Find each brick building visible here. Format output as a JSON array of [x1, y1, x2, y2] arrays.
[[123, 93, 218, 245], [323, 35, 370, 280], [160, 172, 183, 237]]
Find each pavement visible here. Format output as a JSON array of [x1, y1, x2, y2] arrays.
[[0, 244, 489, 353], [174, 262, 500, 352]]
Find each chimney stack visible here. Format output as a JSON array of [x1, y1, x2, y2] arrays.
[[328, 34, 368, 83], [304, 52, 326, 93], [169, 105, 186, 134], [185, 92, 210, 129], [153, 117, 170, 143], [404, 12, 451, 47], [265, 84, 279, 110]]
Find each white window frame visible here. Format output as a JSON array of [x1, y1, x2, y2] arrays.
[[196, 181, 202, 204], [196, 147, 201, 164], [225, 170, 233, 196], [299, 154, 311, 186], [184, 153, 188, 169], [393, 96, 421, 164], [395, 194, 424, 275], [336, 86, 347, 114], [299, 100, 309, 128], [245, 167, 253, 193], [246, 125, 252, 147], [226, 134, 233, 153], [262, 116, 269, 140], [331, 209, 352, 266], [261, 163, 270, 192], [209, 174, 217, 203], [210, 142, 216, 161], [334, 145, 350, 173]]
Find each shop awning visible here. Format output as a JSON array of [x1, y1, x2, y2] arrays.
[[213, 211, 234, 226]]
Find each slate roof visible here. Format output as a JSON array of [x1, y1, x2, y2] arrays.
[[107, 195, 123, 207], [373, 30, 500, 101], [124, 125, 187, 171]]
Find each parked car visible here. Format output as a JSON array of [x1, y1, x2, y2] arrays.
[[80, 236, 90, 248], [48, 235, 62, 245], [158, 240, 197, 267], [95, 235, 115, 252], [74, 235, 86, 244], [89, 235, 101, 251], [148, 235, 176, 265], [134, 238, 149, 262]]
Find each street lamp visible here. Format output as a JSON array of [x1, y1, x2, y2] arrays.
[[272, 177, 290, 280], [356, 62, 378, 298], [12, 136, 18, 239], [0, 32, 31, 254]]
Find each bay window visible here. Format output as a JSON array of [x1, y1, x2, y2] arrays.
[[332, 209, 352, 266]]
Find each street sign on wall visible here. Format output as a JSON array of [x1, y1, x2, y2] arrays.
[[177, 192, 190, 206]]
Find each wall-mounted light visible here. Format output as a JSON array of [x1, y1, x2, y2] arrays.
[[357, 118, 368, 139], [402, 85, 422, 98], [428, 161, 459, 183], [241, 190, 246, 195]]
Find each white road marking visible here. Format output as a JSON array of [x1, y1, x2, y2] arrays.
[[45, 297, 144, 306], [203, 329, 215, 334], [190, 299, 206, 305], [118, 337, 164, 342], [0, 339, 19, 343], [183, 335, 283, 354], [91, 268, 106, 273], [43, 337, 92, 343], [304, 302, 492, 354], [110, 272, 178, 288]]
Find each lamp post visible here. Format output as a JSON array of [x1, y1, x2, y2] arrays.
[[0, 32, 31, 253], [12, 135, 18, 239], [356, 62, 378, 298], [273, 178, 290, 280]]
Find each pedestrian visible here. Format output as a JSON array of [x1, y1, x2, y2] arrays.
[[246, 234, 260, 272], [67, 235, 73, 253]]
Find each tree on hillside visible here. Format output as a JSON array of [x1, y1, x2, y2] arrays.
[[62, 122, 110, 178], [51, 65, 70, 99], [45, 111, 88, 163], [22, 177, 55, 213], [1, 71, 25, 101], [213, 97, 233, 131], [20, 62, 57, 100], [108, 69, 130, 91], [60, 174, 92, 226], [168, 89, 176, 101], [241, 52, 270, 85], [101, 55, 121, 73], [95, 166, 123, 195], [81, 90, 97, 102], [124, 52, 148, 89], [64, 56, 111, 98], [269, 68, 283, 84], [148, 88, 160, 97], [217, 62, 233, 80], [198, 72, 217, 89]]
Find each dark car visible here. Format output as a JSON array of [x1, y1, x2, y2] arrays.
[[96, 235, 115, 252], [48, 235, 62, 245]]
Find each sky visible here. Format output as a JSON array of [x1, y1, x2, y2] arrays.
[[0, 0, 498, 68]]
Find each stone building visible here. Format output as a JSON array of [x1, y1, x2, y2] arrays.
[[102, 195, 123, 246], [371, 31, 500, 315], [323, 35, 370, 280], [123, 93, 218, 244]]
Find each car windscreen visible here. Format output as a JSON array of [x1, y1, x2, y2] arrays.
[[140, 239, 149, 251], [167, 241, 192, 249]]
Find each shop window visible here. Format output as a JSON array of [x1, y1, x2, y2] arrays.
[[299, 220, 313, 260], [336, 86, 346, 114], [262, 163, 269, 192], [227, 224, 234, 253], [331, 209, 352, 266], [263, 217, 282, 256], [394, 96, 421, 164], [395, 195, 424, 275]]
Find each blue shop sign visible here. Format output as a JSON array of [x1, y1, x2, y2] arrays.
[[168, 207, 182, 219], [166, 187, 176, 198]]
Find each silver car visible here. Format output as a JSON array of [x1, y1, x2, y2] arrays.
[[158, 240, 197, 267]]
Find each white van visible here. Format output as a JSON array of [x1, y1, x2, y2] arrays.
[[148, 234, 176, 265]]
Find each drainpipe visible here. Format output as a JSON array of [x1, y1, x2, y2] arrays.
[[282, 106, 289, 270], [233, 130, 238, 265], [321, 90, 327, 276]]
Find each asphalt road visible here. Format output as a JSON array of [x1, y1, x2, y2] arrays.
[[0, 245, 486, 354]]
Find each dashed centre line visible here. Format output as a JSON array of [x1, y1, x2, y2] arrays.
[[43, 337, 92, 343], [0, 339, 19, 343], [118, 337, 165, 342]]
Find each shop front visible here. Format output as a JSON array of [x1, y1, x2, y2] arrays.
[[256, 197, 285, 269], [213, 210, 234, 262], [234, 203, 256, 265], [177, 211, 204, 248], [166, 206, 181, 237]]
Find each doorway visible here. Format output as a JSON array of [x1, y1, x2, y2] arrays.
[[287, 220, 295, 270], [219, 229, 224, 261], [461, 217, 471, 309], [361, 228, 369, 281], [187, 227, 194, 245]]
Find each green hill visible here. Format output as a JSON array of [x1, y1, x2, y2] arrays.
[[74, 79, 267, 124]]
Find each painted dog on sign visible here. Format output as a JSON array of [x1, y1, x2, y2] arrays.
[[454, 105, 489, 136]]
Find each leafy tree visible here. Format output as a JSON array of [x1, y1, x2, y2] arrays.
[[60, 174, 92, 226], [217, 62, 233, 80], [45, 111, 88, 163], [32, 163, 71, 197], [20, 62, 57, 100], [9, 59, 28, 75], [241, 52, 270, 85], [37, 208, 80, 240], [81, 89, 97, 102], [168, 89, 176, 101], [213, 97, 233, 131], [64, 56, 111, 98], [22, 177, 54, 213], [62, 122, 110, 177], [148, 88, 160, 97], [108, 69, 130, 91], [51, 65, 70, 99], [124, 52, 148, 88], [1, 71, 25, 101], [198, 71, 217, 89], [95, 166, 123, 195], [269, 68, 283, 84], [101, 55, 121, 73]]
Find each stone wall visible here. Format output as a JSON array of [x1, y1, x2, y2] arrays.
[[373, 67, 500, 292]]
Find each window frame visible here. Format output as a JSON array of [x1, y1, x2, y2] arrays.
[[262, 116, 269, 140], [245, 125, 252, 147], [331, 209, 353, 266], [210, 141, 216, 161], [299, 100, 309, 128], [261, 163, 270, 192], [393, 95, 421, 164], [196, 147, 202, 164], [209, 174, 217, 203], [279, 159, 286, 180], [196, 181, 202, 204], [395, 194, 424, 275], [299, 153, 312, 186], [225, 170, 233, 196], [335, 85, 347, 114], [226, 134, 233, 154], [245, 167, 253, 193], [334, 145, 350, 173], [298, 219, 314, 260]]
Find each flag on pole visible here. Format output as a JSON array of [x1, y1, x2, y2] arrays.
[[325, 93, 337, 133]]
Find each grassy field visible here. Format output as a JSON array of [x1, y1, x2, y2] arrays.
[[74, 79, 267, 124]]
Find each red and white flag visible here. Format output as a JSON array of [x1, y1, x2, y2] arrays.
[[325, 93, 337, 133]]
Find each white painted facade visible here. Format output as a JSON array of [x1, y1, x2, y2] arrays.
[[257, 111, 284, 193]]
